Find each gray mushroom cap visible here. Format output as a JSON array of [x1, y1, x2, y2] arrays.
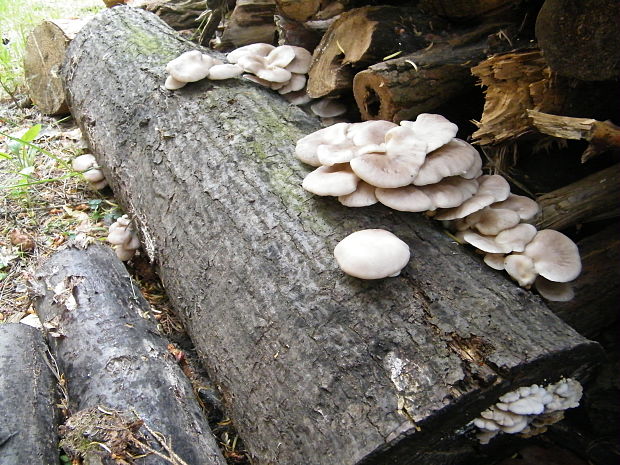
[[523, 229, 582, 282]]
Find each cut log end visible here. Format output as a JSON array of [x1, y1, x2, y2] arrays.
[[24, 18, 89, 115]]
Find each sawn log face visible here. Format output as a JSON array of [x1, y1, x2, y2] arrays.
[[62, 7, 602, 465]]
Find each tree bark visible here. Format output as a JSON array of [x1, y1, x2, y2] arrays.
[[306, 6, 445, 98], [23, 18, 90, 115], [131, 0, 208, 30], [546, 223, 620, 339], [417, 0, 518, 19], [0, 324, 59, 465], [62, 7, 603, 465], [32, 243, 226, 465], [534, 163, 620, 231]]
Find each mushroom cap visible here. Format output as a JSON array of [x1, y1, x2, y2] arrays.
[[166, 50, 213, 83], [412, 139, 480, 186], [266, 45, 297, 68], [114, 245, 135, 261], [207, 63, 243, 80], [524, 229, 582, 282], [72, 154, 97, 172], [484, 253, 506, 270], [316, 139, 358, 166], [492, 194, 539, 221], [301, 164, 359, 196], [242, 73, 274, 88], [277, 73, 307, 94], [348, 120, 397, 147], [495, 223, 537, 253], [421, 176, 479, 209], [310, 98, 347, 118], [334, 229, 410, 279], [124, 234, 141, 251], [283, 89, 313, 105], [459, 230, 513, 254], [91, 179, 109, 190], [83, 168, 105, 183], [434, 175, 511, 220], [295, 123, 349, 166], [338, 181, 378, 207], [375, 185, 434, 212], [257, 66, 292, 83], [504, 254, 538, 287], [284, 46, 313, 74], [226, 43, 275, 63], [164, 75, 187, 90], [534, 276, 575, 302], [349, 126, 428, 188], [107, 227, 133, 246], [399, 113, 459, 153], [467, 207, 521, 236]]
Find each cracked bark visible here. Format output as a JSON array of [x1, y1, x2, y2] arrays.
[[62, 7, 603, 465], [32, 244, 226, 465]]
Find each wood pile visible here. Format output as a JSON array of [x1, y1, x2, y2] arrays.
[[17, 0, 619, 463]]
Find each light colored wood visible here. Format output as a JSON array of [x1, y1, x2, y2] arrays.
[[471, 49, 564, 145], [275, 0, 320, 21]]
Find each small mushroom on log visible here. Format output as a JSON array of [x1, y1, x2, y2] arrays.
[[0, 324, 59, 465]]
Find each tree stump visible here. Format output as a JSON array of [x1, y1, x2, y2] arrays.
[[62, 7, 603, 465], [32, 243, 226, 465], [0, 324, 59, 465], [23, 18, 91, 115]]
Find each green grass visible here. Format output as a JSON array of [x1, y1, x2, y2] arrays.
[[0, 0, 103, 99]]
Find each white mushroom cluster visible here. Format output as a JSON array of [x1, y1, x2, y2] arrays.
[[106, 215, 140, 261], [72, 154, 107, 190], [227, 43, 312, 95], [164, 50, 244, 90], [295, 114, 582, 299], [473, 378, 583, 444]]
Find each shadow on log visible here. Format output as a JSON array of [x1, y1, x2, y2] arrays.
[[62, 7, 603, 465], [33, 243, 226, 465], [0, 324, 59, 465]]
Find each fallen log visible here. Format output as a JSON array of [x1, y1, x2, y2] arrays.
[[546, 223, 620, 339], [0, 324, 59, 465], [212, 0, 277, 50], [32, 243, 226, 465], [130, 0, 208, 30], [62, 7, 603, 465], [535, 0, 620, 81], [352, 22, 510, 122], [307, 6, 446, 98], [534, 163, 620, 231], [23, 18, 90, 115]]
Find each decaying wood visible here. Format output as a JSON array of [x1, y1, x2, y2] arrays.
[[275, 14, 323, 50], [535, 0, 620, 81], [62, 8, 603, 465], [527, 110, 620, 163], [471, 49, 565, 145], [33, 244, 226, 465], [546, 223, 620, 339], [352, 21, 510, 122], [131, 0, 208, 30], [534, 163, 620, 231], [307, 6, 445, 98], [212, 0, 276, 50], [23, 18, 90, 115], [275, 0, 320, 21], [0, 324, 59, 465]]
